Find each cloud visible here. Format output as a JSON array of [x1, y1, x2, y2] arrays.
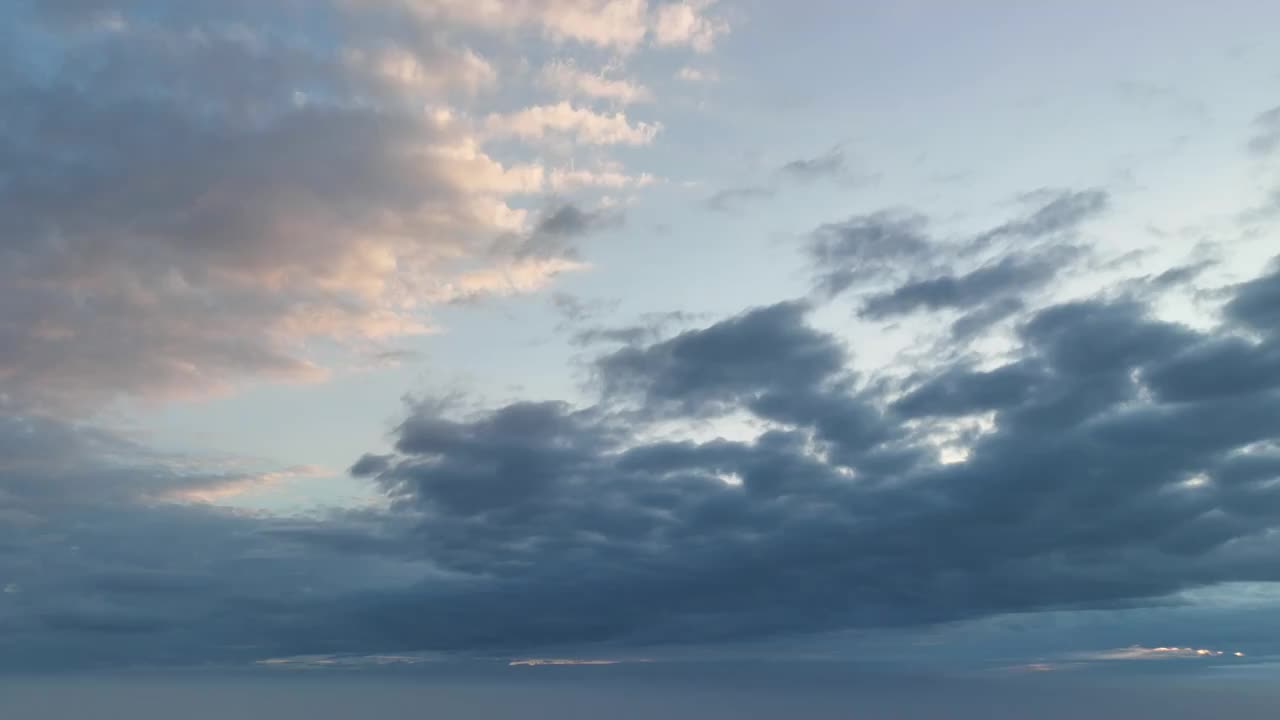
[[342, 44, 499, 97], [549, 294, 695, 347], [1247, 106, 1280, 157], [950, 297, 1026, 339], [707, 146, 868, 213], [549, 164, 657, 191], [487, 201, 623, 264], [807, 212, 934, 296], [971, 188, 1109, 250], [315, 267, 1280, 657], [157, 465, 331, 505], [430, 257, 591, 305], [350, 1, 730, 54], [540, 60, 652, 104], [570, 311, 698, 347], [779, 146, 849, 183], [597, 301, 848, 415], [809, 189, 1108, 301], [533, 203, 620, 240], [1224, 261, 1280, 334], [675, 66, 719, 83], [0, 0, 685, 413], [652, 0, 729, 52], [5, 254, 1280, 668], [1078, 646, 1246, 661], [509, 657, 637, 666], [391, 0, 651, 51], [257, 652, 437, 669], [485, 102, 662, 145], [705, 185, 776, 212], [859, 250, 1079, 320], [807, 190, 1108, 339]]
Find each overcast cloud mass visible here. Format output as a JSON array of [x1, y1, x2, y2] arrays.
[[3, 0, 1280, 717]]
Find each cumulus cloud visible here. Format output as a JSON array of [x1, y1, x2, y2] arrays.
[[0, 0, 684, 413], [485, 102, 662, 145], [652, 0, 729, 52], [4, 6, 1278, 674], [4, 250, 1280, 668], [322, 268, 1280, 656], [540, 60, 653, 104], [549, 164, 658, 191], [377, 0, 729, 53]]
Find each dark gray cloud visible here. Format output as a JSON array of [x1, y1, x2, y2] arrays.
[[808, 211, 934, 296], [1145, 337, 1280, 402], [7, 259, 1280, 670], [1121, 259, 1217, 295], [596, 301, 848, 414], [1224, 262, 1280, 334], [950, 296, 1026, 339], [891, 360, 1043, 418], [324, 271, 1280, 656], [971, 188, 1109, 250], [859, 251, 1075, 320], [809, 189, 1106, 317]]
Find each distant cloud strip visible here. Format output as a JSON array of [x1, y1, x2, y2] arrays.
[[1080, 646, 1247, 661]]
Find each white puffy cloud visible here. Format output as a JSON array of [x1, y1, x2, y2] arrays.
[[549, 162, 657, 191], [2, 0, 702, 414], [653, 0, 728, 52], [540, 59, 652, 104], [676, 65, 719, 82], [380, 0, 728, 52], [484, 102, 662, 145]]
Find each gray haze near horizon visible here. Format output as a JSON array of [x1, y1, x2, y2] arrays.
[[4, 665, 1280, 720]]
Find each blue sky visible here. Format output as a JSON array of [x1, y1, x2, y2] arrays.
[[3, 0, 1280, 715]]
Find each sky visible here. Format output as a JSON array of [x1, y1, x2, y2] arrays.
[[3, 0, 1280, 716]]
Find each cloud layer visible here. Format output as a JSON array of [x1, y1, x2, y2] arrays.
[[4, 1, 1280, 678], [4, 239, 1279, 668], [0, 0, 721, 413]]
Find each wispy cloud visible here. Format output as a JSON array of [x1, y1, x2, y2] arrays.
[[1078, 646, 1247, 661], [509, 658, 646, 666], [485, 103, 662, 145]]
